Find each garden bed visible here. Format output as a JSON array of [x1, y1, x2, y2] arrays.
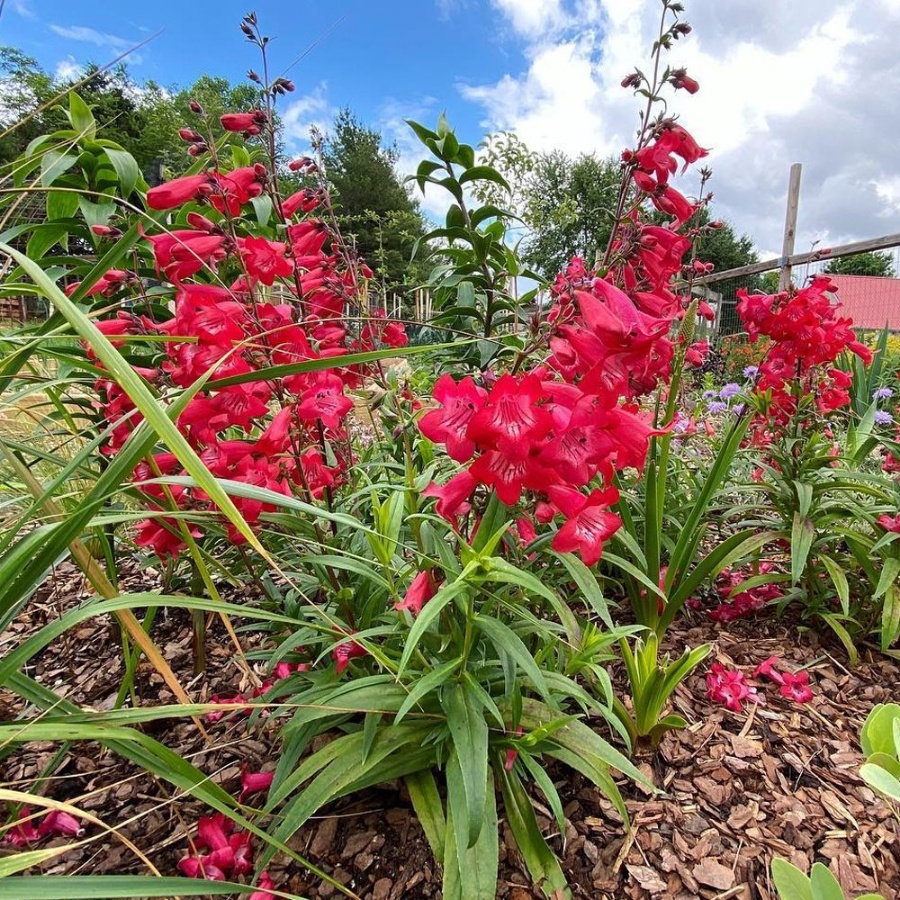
[[3, 561, 897, 899]]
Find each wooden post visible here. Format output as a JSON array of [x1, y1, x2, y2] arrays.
[[779, 163, 802, 291]]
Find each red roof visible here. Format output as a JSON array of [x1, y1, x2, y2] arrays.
[[826, 274, 900, 331]]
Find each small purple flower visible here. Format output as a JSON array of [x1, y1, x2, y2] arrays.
[[702, 389, 717, 400], [743, 365, 759, 380], [733, 403, 746, 416], [874, 410, 894, 426], [707, 401, 728, 415], [674, 417, 691, 434], [719, 382, 741, 400], [874, 387, 894, 401]]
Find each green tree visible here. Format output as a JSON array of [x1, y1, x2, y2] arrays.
[[323, 108, 427, 296], [522, 151, 621, 277], [0, 46, 57, 167], [825, 251, 895, 278]]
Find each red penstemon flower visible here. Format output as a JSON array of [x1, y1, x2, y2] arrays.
[[705, 663, 759, 712], [395, 570, 441, 615]]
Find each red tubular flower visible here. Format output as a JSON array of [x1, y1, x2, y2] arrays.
[[395, 570, 440, 615], [877, 513, 900, 533], [705, 663, 758, 712], [418, 374, 488, 462], [779, 670, 814, 703], [466, 373, 553, 455], [685, 339, 709, 368], [146, 173, 212, 210], [2, 808, 41, 846], [333, 637, 366, 675], [548, 485, 621, 566], [468, 448, 547, 506], [249, 873, 278, 900], [296, 372, 353, 430], [238, 236, 293, 285], [753, 656, 785, 685], [423, 470, 477, 521], [220, 110, 266, 134], [210, 166, 266, 216], [670, 68, 700, 93], [143, 229, 228, 282], [239, 768, 274, 803], [66, 269, 131, 298]]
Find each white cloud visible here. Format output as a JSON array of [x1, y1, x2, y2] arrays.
[[462, 0, 900, 257], [10, 0, 36, 18], [376, 96, 450, 219], [54, 57, 83, 82], [280, 83, 334, 151], [49, 24, 144, 63], [490, 0, 570, 38]]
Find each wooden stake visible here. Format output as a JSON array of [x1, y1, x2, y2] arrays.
[[779, 163, 802, 291]]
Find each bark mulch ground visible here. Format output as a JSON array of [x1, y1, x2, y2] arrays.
[[1, 561, 898, 899]]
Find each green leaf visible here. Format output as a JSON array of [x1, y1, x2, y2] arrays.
[[40, 150, 78, 187], [554, 551, 614, 629], [103, 147, 141, 196], [0, 877, 268, 899], [443, 682, 488, 848], [458, 166, 510, 190], [861, 704, 900, 757], [860, 762, 900, 801], [809, 863, 846, 900], [442, 766, 498, 900], [46, 189, 79, 220], [473, 614, 549, 700], [406, 770, 446, 864], [771, 858, 813, 900], [68, 92, 96, 139], [791, 512, 815, 585], [398, 577, 469, 676], [496, 765, 569, 897], [874, 558, 900, 600], [395, 656, 461, 724], [251, 193, 273, 227]]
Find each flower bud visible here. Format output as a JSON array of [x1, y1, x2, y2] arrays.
[[178, 128, 201, 142], [247, 69, 261, 83], [186, 212, 218, 232], [187, 143, 209, 157], [91, 224, 121, 239], [189, 100, 203, 114]]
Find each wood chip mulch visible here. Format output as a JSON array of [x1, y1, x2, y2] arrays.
[[1, 562, 898, 899]]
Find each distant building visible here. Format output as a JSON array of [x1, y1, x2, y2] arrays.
[[826, 274, 900, 331]]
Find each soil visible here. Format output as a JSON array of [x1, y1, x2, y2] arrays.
[[2, 560, 899, 899]]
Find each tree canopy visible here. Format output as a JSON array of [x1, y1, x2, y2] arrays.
[[474, 131, 758, 281], [322, 108, 427, 295], [824, 251, 896, 278]]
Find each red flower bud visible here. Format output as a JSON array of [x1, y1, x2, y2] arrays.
[[189, 100, 203, 114]]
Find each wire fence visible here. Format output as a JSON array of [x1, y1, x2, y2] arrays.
[[697, 238, 900, 342]]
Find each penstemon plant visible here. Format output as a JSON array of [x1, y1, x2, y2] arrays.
[[0, 2, 781, 898]]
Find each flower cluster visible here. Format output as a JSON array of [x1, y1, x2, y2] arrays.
[[705, 663, 759, 712], [706, 656, 814, 712], [178, 813, 276, 897], [754, 656, 815, 703], [79, 118, 408, 560], [736, 276, 871, 422], [419, 113, 710, 567], [2, 808, 83, 846], [707, 563, 782, 622]]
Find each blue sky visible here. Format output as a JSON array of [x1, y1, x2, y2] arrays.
[[4, 0, 900, 254], [1, 0, 524, 158]]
